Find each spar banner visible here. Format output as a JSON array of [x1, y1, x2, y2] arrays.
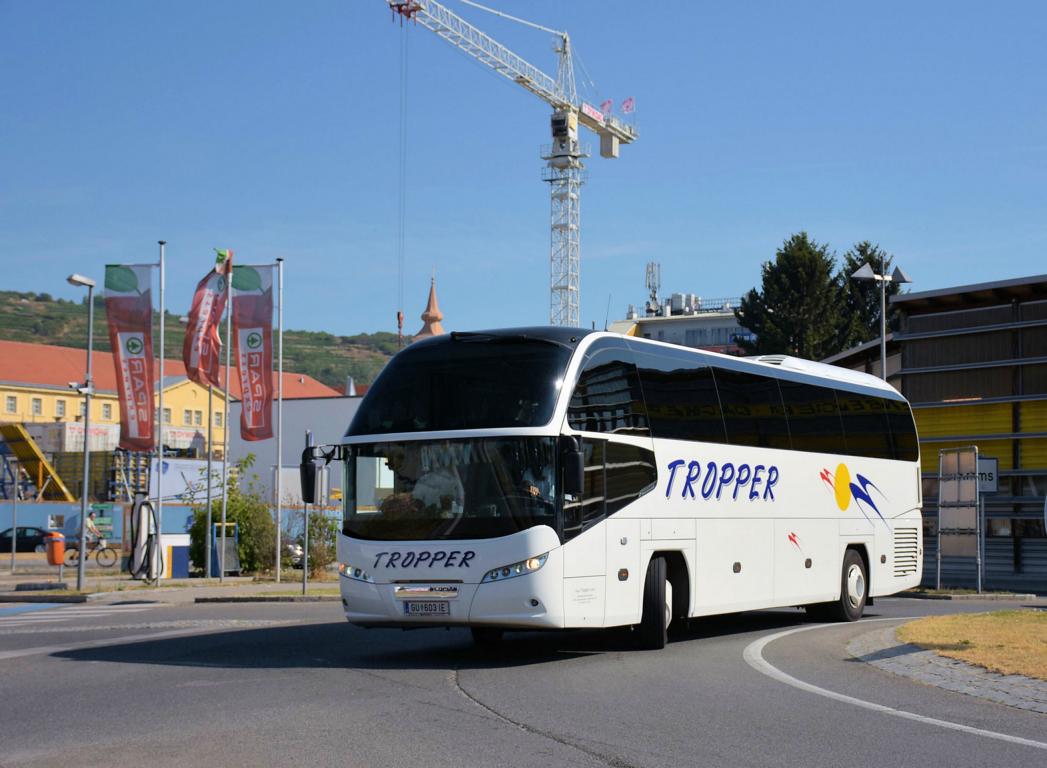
[[104, 264, 156, 451], [232, 264, 274, 441], [182, 249, 232, 388]]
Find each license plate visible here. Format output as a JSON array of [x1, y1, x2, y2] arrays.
[[403, 601, 450, 617]]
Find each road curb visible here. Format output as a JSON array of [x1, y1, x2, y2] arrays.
[[848, 624, 1047, 715], [0, 593, 107, 603], [195, 595, 341, 603], [903, 592, 1038, 601]]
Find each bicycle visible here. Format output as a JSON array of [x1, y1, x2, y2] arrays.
[[63, 539, 118, 569]]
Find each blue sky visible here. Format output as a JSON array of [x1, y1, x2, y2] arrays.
[[2, 1, 1045, 335]]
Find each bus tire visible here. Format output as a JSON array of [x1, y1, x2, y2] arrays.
[[810, 549, 867, 622], [638, 555, 669, 650], [471, 627, 504, 648]]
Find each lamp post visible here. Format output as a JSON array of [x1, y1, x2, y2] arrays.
[[67, 273, 97, 592], [851, 259, 912, 381]]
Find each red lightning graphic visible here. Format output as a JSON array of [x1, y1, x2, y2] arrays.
[[787, 532, 801, 550]]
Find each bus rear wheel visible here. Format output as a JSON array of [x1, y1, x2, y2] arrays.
[[638, 556, 671, 650], [807, 549, 867, 622]]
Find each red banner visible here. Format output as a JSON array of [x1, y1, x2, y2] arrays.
[[104, 264, 156, 451], [182, 249, 232, 388], [232, 265, 274, 441]]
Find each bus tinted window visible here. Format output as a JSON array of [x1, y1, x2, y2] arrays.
[[632, 351, 727, 444], [563, 439, 657, 541], [836, 392, 893, 460], [884, 399, 919, 462], [567, 347, 649, 435], [563, 439, 606, 540], [347, 337, 572, 435], [605, 441, 657, 516], [778, 380, 847, 454], [714, 370, 790, 449]]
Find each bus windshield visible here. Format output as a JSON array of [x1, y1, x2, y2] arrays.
[[346, 335, 573, 435], [344, 438, 559, 541]]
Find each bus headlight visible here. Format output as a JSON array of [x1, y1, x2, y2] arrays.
[[481, 553, 548, 583], [338, 562, 373, 583]]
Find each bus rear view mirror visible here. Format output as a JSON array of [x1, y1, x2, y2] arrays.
[[300, 447, 325, 505], [563, 440, 585, 496]]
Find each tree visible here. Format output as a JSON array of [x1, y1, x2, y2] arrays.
[[834, 242, 902, 351], [188, 455, 277, 575], [293, 508, 340, 577], [734, 233, 842, 359]]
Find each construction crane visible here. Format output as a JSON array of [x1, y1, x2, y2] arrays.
[[387, 0, 638, 328]]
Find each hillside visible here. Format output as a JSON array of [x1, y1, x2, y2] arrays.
[[0, 290, 400, 389]]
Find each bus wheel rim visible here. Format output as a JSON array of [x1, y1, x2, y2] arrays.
[[846, 564, 865, 607]]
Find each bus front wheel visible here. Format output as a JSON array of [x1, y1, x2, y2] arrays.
[[638, 556, 671, 650], [807, 549, 867, 622]]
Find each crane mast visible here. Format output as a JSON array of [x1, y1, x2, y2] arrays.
[[387, 0, 637, 328]]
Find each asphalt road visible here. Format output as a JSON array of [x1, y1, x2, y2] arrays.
[[0, 597, 1043, 767]]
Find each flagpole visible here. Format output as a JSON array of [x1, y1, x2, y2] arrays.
[[275, 257, 284, 583], [220, 258, 233, 583], [205, 383, 213, 579], [156, 240, 165, 582]]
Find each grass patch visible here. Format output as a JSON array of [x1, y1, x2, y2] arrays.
[[261, 587, 341, 597], [897, 610, 1047, 680]]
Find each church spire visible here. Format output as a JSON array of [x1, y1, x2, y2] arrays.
[[414, 276, 445, 339]]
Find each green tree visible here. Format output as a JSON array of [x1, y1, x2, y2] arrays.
[[834, 241, 902, 351], [293, 508, 339, 577], [188, 455, 277, 575], [734, 232, 841, 359]]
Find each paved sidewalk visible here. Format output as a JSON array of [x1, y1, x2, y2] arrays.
[[0, 572, 340, 604], [848, 624, 1047, 715]]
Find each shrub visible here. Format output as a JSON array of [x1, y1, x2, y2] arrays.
[[188, 455, 276, 575]]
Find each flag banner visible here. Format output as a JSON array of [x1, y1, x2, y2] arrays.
[[599, 98, 613, 117], [183, 249, 232, 388], [104, 264, 156, 451], [621, 96, 635, 114], [232, 264, 274, 441]]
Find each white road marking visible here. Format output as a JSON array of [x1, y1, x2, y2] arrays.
[[0, 604, 155, 626], [743, 618, 1047, 752]]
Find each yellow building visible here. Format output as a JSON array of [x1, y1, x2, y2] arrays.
[[0, 339, 339, 456]]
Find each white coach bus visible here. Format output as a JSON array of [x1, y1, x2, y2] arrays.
[[300, 328, 922, 649]]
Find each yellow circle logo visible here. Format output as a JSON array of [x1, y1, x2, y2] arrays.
[[834, 463, 851, 510]]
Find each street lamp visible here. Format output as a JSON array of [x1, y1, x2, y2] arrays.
[[851, 260, 912, 382], [67, 273, 97, 592]]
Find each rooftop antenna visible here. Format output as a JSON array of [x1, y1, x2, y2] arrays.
[[645, 262, 661, 316]]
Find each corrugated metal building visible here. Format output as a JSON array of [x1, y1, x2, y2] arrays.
[[825, 274, 1047, 592]]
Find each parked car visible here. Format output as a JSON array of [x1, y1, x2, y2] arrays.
[[0, 527, 48, 553], [285, 542, 304, 569]]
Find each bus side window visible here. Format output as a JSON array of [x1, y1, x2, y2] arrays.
[[563, 439, 606, 540], [884, 399, 919, 461], [604, 442, 657, 516], [567, 348, 649, 436], [632, 351, 728, 444], [714, 370, 791, 450], [836, 392, 893, 460], [778, 380, 846, 455]]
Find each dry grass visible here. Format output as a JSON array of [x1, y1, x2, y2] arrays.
[[897, 610, 1047, 680]]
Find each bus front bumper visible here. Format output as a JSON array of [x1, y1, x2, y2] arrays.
[[338, 552, 565, 630]]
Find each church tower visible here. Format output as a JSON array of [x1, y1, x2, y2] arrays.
[[414, 277, 445, 340]]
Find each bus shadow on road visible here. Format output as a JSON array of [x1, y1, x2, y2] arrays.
[[53, 608, 823, 672]]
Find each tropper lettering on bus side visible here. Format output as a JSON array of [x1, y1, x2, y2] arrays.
[[665, 459, 780, 503], [664, 459, 686, 498], [764, 467, 779, 500], [749, 465, 765, 500]]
